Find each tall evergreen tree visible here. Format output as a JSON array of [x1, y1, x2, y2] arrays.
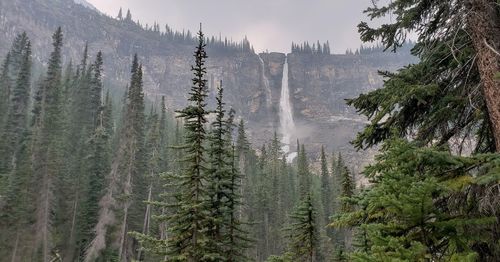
[[85, 54, 145, 261], [0, 52, 11, 130], [0, 33, 31, 174], [167, 26, 211, 261], [319, 146, 332, 238], [0, 33, 34, 261], [286, 194, 321, 262], [205, 81, 230, 260], [297, 144, 310, 197], [31, 27, 65, 262]]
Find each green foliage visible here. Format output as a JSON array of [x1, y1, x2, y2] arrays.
[[349, 0, 495, 153], [285, 194, 321, 262], [331, 139, 500, 261], [165, 27, 213, 261]]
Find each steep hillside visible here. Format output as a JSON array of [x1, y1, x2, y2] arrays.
[[0, 0, 416, 168]]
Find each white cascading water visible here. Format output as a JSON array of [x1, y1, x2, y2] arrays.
[[279, 57, 297, 162], [258, 55, 272, 107]]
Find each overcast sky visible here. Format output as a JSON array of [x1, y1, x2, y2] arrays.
[[86, 0, 379, 54]]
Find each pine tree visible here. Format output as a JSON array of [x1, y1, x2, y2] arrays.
[[286, 194, 320, 262], [125, 9, 132, 21], [167, 25, 211, 261], [0, 32, 34, 261], [338, 1, 500, 260], [117, 7, 123, 20], [331, 140, 500, 261], [339, 165, 354, 214], [350, 0, 500, 152], [319, 146, 332, 237], [297, 144, 310, 196], [225, 135, 251, 262], [205, 81, 230, 260], [136, 105, 162, 261], [0, 33, 31, 175], [80, 113, 110, 258], [0, 52, 11, 130], [85, 54, 145, 261], [32, 27, 65, 262]]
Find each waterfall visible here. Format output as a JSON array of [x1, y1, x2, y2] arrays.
[[258, 55, 272, 107], [279, 56, 297, 162]]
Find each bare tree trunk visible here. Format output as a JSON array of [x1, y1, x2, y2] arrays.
[[118, 141, 137, 262], [137, 183, 153, 260], [10, 232, 19, 262], [467, 0, 500, 151], [238, 154, 245, 220], [65, 194, 78, 262]]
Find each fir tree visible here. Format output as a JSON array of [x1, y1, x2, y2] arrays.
[[0, 52, 11, 130], [0, 32, 33, 261], [125, 9, 132, 21], [297, 144, 310, 196], [32, 27, 65, 262], [0, 34, 31, 174], [350, 0, 500, 152], [331, 140, 500, 261], [286, 194, 321, 262], [167, 25, 211, 261], [205, 81, 230, 260], [117, 7, 123, 20], [85, 54, 145, 261], [319, 147, 331, 223]]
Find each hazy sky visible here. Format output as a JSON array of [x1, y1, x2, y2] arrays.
[[86, 0, 379, 54]]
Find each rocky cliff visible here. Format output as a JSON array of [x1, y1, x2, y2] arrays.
[[0, 0, 416, 170]]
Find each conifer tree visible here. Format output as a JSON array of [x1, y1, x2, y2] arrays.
[[206, 81, 229, 260], [32, 27, 65, 262], [167, 25, 210, 261], [0, 33, 33, 260], [0, 33, 31, 174], [335, 1, 500, 260], [80, 113, 111, 258], [136, 105, 162, 261], [339, 165, 354, 214], [319, 146, 332, 238], [286, 194, 320, 262], [350, 0, 500, 152], [297, 144, 310, 196], [125, 9, 132, 21], [224, 112, 250, 261], [0, 52, 11, 129], [85, 54, 145, 261], [117, 7, 123, 20]]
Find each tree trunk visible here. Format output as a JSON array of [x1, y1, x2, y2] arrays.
[[137, 183, 152, 260], [467, 0, 500, 151], [10, 232, 19, 262]]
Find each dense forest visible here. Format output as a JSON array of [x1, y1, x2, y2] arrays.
[[0, 0, 500, 262]]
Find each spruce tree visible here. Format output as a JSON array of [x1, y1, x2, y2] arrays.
[[0, 33, 34, 261], [85, 54, 145, 261], [0, 34, 31, 174], [319, 146, 332, 238], [0, 52, 11, 130], [297, 144, 310, 196], [32, 27, 65, 262], [331, 140, 500, 261], [206, 81, 229, 260], [167, 25, 211, 261], [286, 194, 320, 262]]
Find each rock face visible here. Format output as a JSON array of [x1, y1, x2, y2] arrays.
[[0, 0, 416, 169]]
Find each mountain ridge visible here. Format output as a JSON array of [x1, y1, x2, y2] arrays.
[[0, 0, 416, 170]]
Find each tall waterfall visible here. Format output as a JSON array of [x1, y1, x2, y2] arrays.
[[279, 57, 297, 162], [258, 55, 272, 107]]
